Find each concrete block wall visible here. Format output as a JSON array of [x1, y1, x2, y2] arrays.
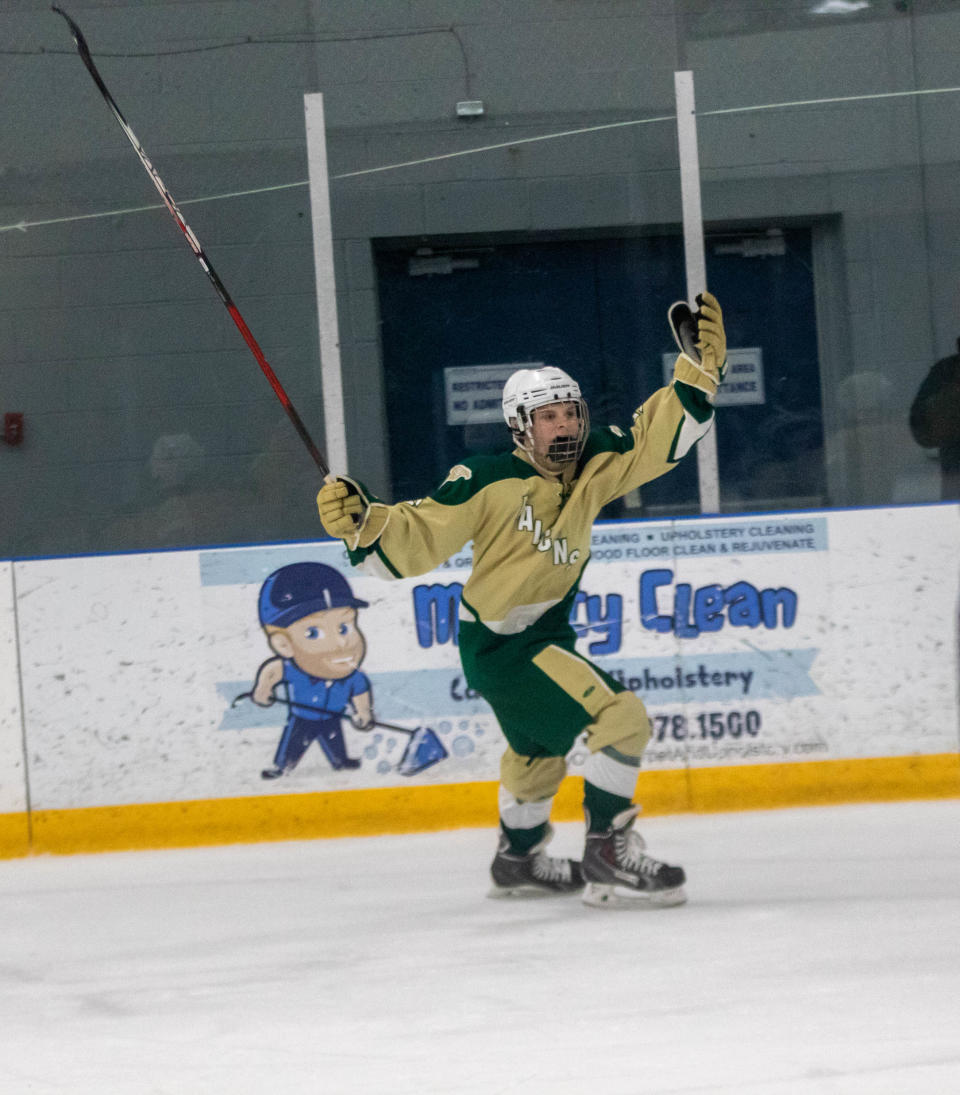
[[2, 1, 959, 556]]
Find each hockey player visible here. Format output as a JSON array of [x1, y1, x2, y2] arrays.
[[317, 292, 727, 908]]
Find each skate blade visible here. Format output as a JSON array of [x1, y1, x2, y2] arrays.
[[582, 882, 687, 909], [487, 883, 581, 900]]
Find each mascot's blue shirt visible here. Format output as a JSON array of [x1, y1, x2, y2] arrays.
[[282, 660, 370, 721]]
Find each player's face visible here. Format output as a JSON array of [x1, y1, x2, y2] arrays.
[[281, 607, 366, 680], [529, 401, 580, 468]]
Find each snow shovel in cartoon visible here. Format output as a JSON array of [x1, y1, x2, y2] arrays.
[[231, 691, 448, 776]]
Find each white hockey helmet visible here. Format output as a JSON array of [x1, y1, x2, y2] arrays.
[[501, 366, 588, 464]]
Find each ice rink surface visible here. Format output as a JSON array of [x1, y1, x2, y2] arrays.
[[1, 799, 958, 1095]]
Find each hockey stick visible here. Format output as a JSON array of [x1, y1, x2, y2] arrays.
[[231, 689, 425, 737], [231, 690, 449, 775], [53, 7, 330, 478]]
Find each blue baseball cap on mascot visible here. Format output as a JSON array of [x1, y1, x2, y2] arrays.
[[258, 562, 368, 628]]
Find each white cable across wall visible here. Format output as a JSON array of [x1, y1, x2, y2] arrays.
[[4, 84, 960, 234]]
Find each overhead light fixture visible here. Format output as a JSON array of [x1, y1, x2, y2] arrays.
[[409, 255, 481, 276], [713, 230, 786, 258], [456, 100, 485, 118], [811, 0, 870, 13]]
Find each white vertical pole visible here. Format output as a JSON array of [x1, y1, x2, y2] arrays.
[[304, 92, 347, 478], [674, 70, 720, 515]]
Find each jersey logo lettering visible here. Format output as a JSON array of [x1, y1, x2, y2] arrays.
[[515, 500, 581, 567]]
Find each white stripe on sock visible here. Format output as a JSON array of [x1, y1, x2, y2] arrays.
[[498, 786, 553, 830], [583, 748, 639, 799]]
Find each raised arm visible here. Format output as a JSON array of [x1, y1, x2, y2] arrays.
[[317, 469, 478, 580]]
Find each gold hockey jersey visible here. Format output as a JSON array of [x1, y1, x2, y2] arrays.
[[348, 374, 714, 635]]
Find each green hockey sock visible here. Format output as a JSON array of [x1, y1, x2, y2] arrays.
[[583, 781, 632, 833], [500, 820, 548, 855]]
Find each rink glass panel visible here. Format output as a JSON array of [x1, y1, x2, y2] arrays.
[[1, 0, 957, 560]]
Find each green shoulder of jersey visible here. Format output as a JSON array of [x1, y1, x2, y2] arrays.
[[579, 423, 637, 463], [430, 452, 541, 506]]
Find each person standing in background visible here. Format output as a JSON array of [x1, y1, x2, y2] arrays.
[[910, 338, 960, 500]]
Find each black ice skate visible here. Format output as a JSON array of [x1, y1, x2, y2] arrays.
[[582, 805, 686, 908], [488, 825, 585, 898]]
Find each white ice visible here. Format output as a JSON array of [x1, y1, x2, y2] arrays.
[[1, 800, 958, 1094]]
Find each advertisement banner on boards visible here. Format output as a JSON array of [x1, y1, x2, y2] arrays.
[[10, 504, 960, 811], [203, 504, 959, 794]]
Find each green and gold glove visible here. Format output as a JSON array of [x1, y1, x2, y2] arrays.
[[316, 476, 389, 550], [670, 290, 727, 399]]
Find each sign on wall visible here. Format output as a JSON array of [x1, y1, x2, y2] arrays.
[[662, 347, 765, 406], [443, 363, 540, 425]]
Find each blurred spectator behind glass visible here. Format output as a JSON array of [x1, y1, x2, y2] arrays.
[[109, 433, 249, 550], [910, 339, 960, 501], [250, 414, 327, 542], [827, 371, 897, 507], [149, 432, 204, 494]]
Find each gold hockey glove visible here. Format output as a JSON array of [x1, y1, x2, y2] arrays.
[[316, 476, 389, 550], [670, 291, 727, 399], [317, 478, 364, 538], [697, 291, 726, 380]]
